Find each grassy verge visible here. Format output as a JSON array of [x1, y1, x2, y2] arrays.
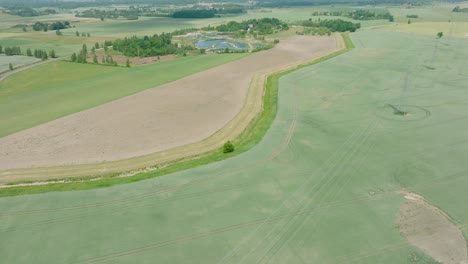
[[0, 33, 354, 197]]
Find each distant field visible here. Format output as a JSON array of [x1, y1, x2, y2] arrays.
[[388, 6, 457, 22], [1, 28, 467, 263], [0, 6, 391, 59], [0, 55, 40, 72], [0, 53, 247, 137], [0, 33, 102, 56], [387, 5, 468, 37], [385, 21, 468, 37]]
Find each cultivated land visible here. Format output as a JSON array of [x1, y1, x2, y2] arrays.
[[1, 26, 467, 263], [0, 35, 337, 177]]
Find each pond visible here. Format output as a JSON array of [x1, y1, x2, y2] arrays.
[[193, 37, 259, 51]]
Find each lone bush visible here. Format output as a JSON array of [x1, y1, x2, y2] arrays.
[[223, 141, 235, 153]]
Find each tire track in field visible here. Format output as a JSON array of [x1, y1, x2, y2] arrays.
[[45, 166, 463, 263], [240, 43, 436, 262], [70, 192, 397, 264], [249, 116, 381, 264], [219, 81, 384, 264], [68, 180, 467, 264], [0, 175, 296, 233], [259, 121, 381, 264], [219, 51, 410, 263]]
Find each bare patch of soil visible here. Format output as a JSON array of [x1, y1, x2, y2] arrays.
[[397, 190, 468, 264]]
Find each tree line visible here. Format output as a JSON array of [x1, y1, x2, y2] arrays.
[[452, 6, 468, 13], [70, 43, 129, 67], [300, 18, 361, 35], [32, 21, 71, 32], [0, 5, 57, 17], [311, 9, 394, 22], [215, 18, 289, 35], [0, 45, 56, 59], [172, 9, 217, 18]]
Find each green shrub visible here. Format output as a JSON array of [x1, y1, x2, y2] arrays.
[[223, 141, 235, 153]]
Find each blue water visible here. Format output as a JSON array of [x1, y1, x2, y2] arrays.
[[195, 39, 231, 49]]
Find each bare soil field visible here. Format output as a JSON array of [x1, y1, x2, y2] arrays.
[[0, 35, 336, 173], [398, 191, 468, 264]]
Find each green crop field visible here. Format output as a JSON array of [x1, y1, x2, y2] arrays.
[[1, 25, 467, 263], [0, 54, 40, 72], [0, 53, 247, 137]]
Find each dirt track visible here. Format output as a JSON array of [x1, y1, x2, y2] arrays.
[[0, 35, 339, 182]]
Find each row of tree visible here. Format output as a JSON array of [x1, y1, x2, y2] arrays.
[[302, 19, 361, 33], [172, 9, 217, 18], [0, 5, 56, 17], [75, 31, 92, 37], [75, 7, 141, 20], [0, 45, 56, 59], [215, 18, 289, 35], [311, 9, 394, 22], [70, 44, 88, 63], [70, 44, 127, 67], [452, 6, 468, 13], [2, 46, 22, 56], [32, 21, 70, 31], [26, 48, 56, 60]]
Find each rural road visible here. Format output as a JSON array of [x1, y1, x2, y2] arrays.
[[0, 57, 60, 81]]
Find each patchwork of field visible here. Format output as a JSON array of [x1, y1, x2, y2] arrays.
[[0, 6, 390, 56], [1, 28, 467, 263], [0, 35, 336, 171]]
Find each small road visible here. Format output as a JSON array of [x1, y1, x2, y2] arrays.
[[0, 57, 61, 81]]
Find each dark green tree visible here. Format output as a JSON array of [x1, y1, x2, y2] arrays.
[[126, 58, 130, 67], [9, 63, 13, 70], [223, 141, 235, 153], [41, 52, 48, 60], [95, 42, 100, 49], [76, 31, 79, 37], [71, 52, 77, 62], [93, 54, 98, 63], [437, 32, 443, 38], [49, 49, 56, 58], [26, 48, 32, 56]]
